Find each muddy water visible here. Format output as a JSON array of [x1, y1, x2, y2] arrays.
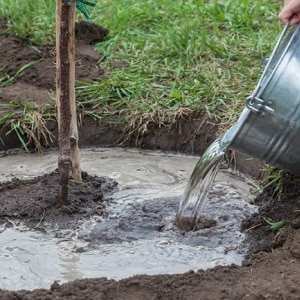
[[0, 148, 258, 291]]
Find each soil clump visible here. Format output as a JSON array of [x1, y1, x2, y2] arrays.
[[0, 18, 300, 300]]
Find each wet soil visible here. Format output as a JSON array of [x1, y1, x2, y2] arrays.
[[0, 171, 118, 229], [0, 18, 300, 299]]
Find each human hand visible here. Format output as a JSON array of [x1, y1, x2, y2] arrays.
[[279, 0, 300, 25]]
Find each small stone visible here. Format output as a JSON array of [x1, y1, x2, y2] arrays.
[[290, 248, 300, 259], [291, 217, 300, 229]]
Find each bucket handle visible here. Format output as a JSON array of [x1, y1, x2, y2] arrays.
[[246, 20, 291, 113]]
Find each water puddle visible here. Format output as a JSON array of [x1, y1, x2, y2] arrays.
[[0, 148, 258, 290]]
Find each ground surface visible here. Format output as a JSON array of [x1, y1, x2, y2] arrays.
[[0, 18, 300, 300]]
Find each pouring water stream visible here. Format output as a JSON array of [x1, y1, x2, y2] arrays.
[[176, 126, 237, 229]]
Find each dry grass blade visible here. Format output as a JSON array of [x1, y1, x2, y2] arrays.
[[21, 110, 54, 153]]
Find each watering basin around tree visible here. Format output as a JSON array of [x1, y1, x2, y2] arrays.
[[0, 147, 258, 291]]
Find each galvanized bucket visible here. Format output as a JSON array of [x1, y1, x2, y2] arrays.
[[227, 22, 300, 175]]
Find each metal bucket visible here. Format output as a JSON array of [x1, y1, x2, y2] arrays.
[[228, 22, 300, 175]]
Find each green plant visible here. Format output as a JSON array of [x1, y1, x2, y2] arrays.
[[257, 165, 284, 201], [262, 217, 288, 231]]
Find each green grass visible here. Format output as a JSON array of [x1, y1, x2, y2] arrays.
[[0, 0, 283, 133], [0, 0, 55, 45]]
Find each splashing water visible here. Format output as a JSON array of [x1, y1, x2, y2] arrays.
[[176, 125, 237, 229]]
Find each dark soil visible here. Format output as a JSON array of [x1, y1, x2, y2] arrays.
[[0, 171, 118, 229], [0, 18, 300, 300]]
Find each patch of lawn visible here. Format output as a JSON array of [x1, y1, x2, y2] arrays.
[[0, 0, 282, 129]]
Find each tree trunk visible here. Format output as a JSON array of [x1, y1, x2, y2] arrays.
[[56, 0, 82, 206]]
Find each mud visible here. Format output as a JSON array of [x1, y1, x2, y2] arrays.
[[0, 149, 258, 291], [0, 171, 117, 229], [0, 18, 300, 300]]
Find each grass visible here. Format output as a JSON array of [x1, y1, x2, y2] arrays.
[[0, 102, 55, 152], [262, 166, 285, 201], [0, 0, 55, 45], [0, 0, 283, 139], [87, 0, 282, 127]]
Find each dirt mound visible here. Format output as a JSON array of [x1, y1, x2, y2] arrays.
[[0, 172, 118, 229], [0, 17, 300, 300], [0, 20, 107, 93]]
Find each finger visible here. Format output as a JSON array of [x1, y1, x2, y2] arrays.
[[278, 11, 290, 24], [290, 15, 300, 25]]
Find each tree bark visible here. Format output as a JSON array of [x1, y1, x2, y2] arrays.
[[56, 0, 82, 206]]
